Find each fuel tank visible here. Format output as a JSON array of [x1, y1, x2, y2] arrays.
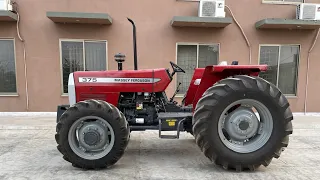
[[71, 68, 172, 105]]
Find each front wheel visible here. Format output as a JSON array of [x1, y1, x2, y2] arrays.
[[55, 99, 130, 169], [192, 75, 293, 171]]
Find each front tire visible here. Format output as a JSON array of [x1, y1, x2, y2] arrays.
[[192, 75, 293, 171], [55, 99, 130, 169]]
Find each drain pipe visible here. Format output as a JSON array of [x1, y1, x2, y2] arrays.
[[304, 28, 320, 115], [12, 2, 29, 111], [225, 5, 252, 64]]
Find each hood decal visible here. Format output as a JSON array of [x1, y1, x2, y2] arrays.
[[78, 77, 161, 83]]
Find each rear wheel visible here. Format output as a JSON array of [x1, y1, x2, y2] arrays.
[[55, 99, 130, 169], [192, 75, 293, 171]]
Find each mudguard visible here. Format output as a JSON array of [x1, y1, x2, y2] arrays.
[[183, 65, 268, 109]]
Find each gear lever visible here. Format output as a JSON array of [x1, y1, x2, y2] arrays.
[[170, 82, 181, 102]]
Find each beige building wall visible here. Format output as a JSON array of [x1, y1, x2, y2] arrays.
[[0, 0, 320, 112]]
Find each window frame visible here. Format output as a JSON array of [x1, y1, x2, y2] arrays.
[[0, 38, 18, 96], [175, 42, 220, 97], [59, 38, 108, 96], [258, 44, 301, 97], [262, 0, 304, 5]]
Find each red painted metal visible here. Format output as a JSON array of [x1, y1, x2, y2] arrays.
[[73, 68, 172, 106], [183, 65, 268, 109], [73, 64, 267, 108], [183, 68, 205, 106], [211, 65, 267, 72]]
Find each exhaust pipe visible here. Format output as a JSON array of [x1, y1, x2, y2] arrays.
[[127, 18, 138, 70]]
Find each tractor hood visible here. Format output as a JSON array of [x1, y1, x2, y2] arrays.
[[67, 68, 172, 106]]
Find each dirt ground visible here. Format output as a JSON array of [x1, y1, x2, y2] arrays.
[[0, 115, 319, 180]]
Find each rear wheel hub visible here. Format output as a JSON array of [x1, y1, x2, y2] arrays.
[[224, 107, 259, 141], [239, 121, 249, 130], [84, 131, 100, 146], [218, 99, 273, 153]]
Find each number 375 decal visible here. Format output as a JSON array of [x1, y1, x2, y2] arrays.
[[80, 77, 97, 82]]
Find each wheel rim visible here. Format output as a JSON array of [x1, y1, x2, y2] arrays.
[[218, 99, 273, 153], [68, 116, 115, 160]]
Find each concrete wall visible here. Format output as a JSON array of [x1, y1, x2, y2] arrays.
[[0, 0, 319, 112]]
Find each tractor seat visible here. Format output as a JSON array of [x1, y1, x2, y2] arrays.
[[218, 61, 239, 65]]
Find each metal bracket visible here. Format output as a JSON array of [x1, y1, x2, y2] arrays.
[[159, 118, 186, 139]]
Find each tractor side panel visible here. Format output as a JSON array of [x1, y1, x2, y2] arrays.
[[73, 68, 171, 106], [183, 68, 205, 106], [191, 65, 268, 109], [192, 66, 224, 108]]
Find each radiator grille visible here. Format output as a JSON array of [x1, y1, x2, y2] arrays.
[[79, 94, 107, 101]]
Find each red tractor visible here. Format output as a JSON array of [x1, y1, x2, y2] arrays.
[[55, 18, 293, 171]]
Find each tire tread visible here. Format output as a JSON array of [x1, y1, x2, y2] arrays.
[[192, 75, 293, 171]]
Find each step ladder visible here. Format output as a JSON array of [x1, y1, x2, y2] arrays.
[[157, 112, 192, 139]]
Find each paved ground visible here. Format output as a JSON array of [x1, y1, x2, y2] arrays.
[[0, 115, 319, 180]]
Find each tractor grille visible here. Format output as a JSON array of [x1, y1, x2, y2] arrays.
[[79, 94, 107, 101]]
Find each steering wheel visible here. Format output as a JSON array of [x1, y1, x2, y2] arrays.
[[170, 61, 185, 76]]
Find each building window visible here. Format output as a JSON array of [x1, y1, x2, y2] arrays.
[[259, 45, 300, 96], [263, 0, 304, 4], [176, 43, 219, 95], [60, 40, 107, 94], [0, 39, 17, 94]]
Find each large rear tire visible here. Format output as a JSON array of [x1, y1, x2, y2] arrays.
[[55, 99, 130, 169], [192, 75, 293, 171]]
